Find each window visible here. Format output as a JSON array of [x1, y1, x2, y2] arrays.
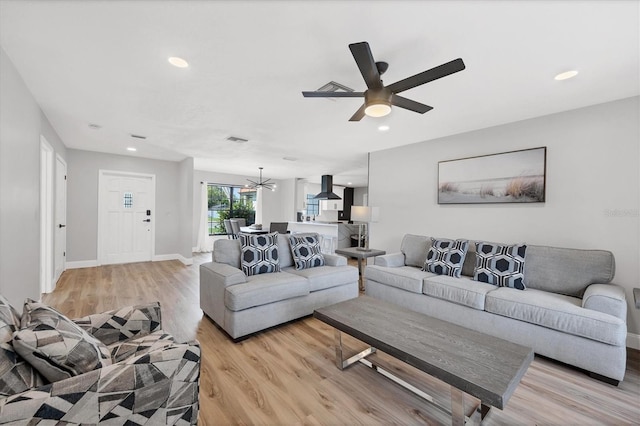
[[306, 194, 319, 217], [207, 184, 256, 235]]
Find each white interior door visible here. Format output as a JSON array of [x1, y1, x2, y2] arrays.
[[53, 155, 67, 285], [99, 171, 155, 265]]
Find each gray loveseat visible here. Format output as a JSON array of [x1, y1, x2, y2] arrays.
[[365, 234, 627, 384], [200, 233, 359, 339]]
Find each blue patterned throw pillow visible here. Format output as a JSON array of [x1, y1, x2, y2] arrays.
[[288, 233, 325, 270], [239, 232, 280, 276], [474, 242, 527, 290], [423, 238, 469, 277]]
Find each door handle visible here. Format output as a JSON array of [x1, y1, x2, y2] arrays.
[[58, 224, 66, 228], [143, 219, 151, 223]]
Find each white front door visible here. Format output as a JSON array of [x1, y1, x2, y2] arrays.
[[98, 171, 155, 265], [54, 155, 67, 285]]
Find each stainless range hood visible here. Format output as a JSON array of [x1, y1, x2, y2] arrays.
[[314, 175, 342, 200]]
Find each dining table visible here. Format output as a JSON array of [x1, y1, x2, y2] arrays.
[[240, 226, 269, 235]]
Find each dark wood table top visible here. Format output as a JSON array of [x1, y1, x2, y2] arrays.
[[314, 296, 533, 410]]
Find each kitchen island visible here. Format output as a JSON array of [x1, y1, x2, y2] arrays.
[[288, 221, 339, 254], [287, 221, 359, 254]]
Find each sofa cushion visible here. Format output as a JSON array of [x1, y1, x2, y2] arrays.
[[401, 234, 431, 268], [423, 238, 469, 278], [14, 300, 113, 382], [225, 272, 309, 311], [423, 275, 497, 310], [288, 233, 325, 270], [277, 233, 294, 268], [213, 239, 241, 269], [0, 295, 45, 396], [524, 245, 615, 297], [366, 265, 435, 294], [485, 287, 626, 346], [108, 330, 176, 363], [239, 232, 281, 276], [474, 242, 527, 290], [286, 265, 358, 292]]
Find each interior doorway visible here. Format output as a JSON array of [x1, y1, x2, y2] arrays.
[[39, 136, 54, 294], [98, 170, 156, 265]]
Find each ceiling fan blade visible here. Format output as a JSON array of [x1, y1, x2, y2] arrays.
[[349, 42, 383, 90], [302, 91, 365, 98], [349, 104, 367, 121], [386, 58, 465, 94], [391, 94, 433, 114]]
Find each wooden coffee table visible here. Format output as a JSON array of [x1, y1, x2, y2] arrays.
[[314, 296, 533, 425]]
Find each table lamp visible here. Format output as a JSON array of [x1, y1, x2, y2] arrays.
[[351, 206, 379, 252]]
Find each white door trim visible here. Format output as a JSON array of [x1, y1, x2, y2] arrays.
[[53, 154, 67, 285], [39, 136, 54, 295], [97, 170, 156, 265]]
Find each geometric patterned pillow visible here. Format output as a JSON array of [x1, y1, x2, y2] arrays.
[[288, 233, 325, 270], [0, 296, 45, 396], [474, 242, 527, 290], [423, 238, 469, 278], [239, 232, 280, 276], [13, 300, 113, 382]]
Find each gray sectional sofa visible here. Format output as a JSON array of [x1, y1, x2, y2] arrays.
[[365, 234, 628, 384], [200, 233, 359, 339]]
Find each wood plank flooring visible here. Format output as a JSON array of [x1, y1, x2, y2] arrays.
[[44, 253, 640, 425]]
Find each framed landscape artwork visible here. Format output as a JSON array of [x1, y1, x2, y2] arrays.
[[438, 147, 546, 204]]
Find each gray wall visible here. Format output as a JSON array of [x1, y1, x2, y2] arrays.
[[66, 149, 191, 262], [0, 47, 67, 308], [368, 96, 640, 335]]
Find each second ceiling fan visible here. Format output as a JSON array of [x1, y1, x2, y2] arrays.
[[302, 41, 465, 121]]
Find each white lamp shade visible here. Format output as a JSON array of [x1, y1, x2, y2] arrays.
[[351, 206, 379, 222]]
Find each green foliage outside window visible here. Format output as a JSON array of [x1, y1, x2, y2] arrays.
[[207, 184, 256, 235]]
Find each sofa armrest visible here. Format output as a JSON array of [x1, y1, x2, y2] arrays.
[[374, 252, 406, 268], [0, 342, 201, 424], [200, 261, 247, 327], [582, 283, 627, 320], [324, 253, 347, 266], [73, 302, 162, 346]]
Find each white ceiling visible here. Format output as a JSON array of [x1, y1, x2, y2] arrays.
[[1, 1, 638, 187]]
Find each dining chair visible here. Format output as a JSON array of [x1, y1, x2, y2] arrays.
[[230, 218, 247, 228], [269, 222, 289, 234], [223, 219, 234, 239], [229, 220, 241, 239]]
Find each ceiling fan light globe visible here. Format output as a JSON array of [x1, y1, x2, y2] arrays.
[[364, 102, 391, 117]]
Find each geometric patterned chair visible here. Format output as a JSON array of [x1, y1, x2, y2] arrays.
[[0, 296, 200, 424]]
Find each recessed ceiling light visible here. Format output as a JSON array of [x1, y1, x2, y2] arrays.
[[168, 56, 189, 68], [127, 147, 137, 152], [347, 182, 353, 185], [554, 70, 578, 81], [378, 125, 390, 132]]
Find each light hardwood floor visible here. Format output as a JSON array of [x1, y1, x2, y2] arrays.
[[44, 253, 640, 425]]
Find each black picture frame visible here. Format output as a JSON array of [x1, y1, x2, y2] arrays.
[[438, 147, 547, 204]]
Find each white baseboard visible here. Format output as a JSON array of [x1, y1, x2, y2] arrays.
[[66, 260, 98, 269], [178, 255, 193, 266], [627, 332, 640, 350]]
